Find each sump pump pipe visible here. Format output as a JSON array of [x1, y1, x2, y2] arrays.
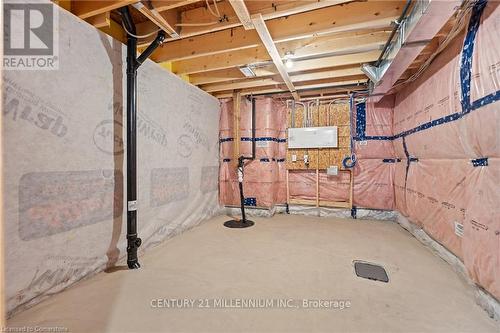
[[120, 6, 166, 269], [224, 97, 256, 228]]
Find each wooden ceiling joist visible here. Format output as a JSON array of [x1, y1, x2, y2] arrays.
[[202, 77, 283, 92], [171, 31, 388, 75], [132, 2, 179, 37], [199, 65, 366, 92], [213, 77, 366, 99], [57, 0, 410, 99], [135, 0, 354, 48], [251, 13, 298, 99], [72, 0, 138, 19], [229, 0, 253, 30], [150, 1, 402, 62], [189, 68, 246, 85], [84, 12, 111, 28], [149, 0, 200, 11]]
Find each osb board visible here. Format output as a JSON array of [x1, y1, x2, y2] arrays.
[[286, 102, 351, 170]]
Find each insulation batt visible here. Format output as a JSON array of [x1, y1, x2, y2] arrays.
[[219, 1, 500, 301]]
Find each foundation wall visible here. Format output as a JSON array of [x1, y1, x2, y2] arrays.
[[389, 1, 499, 300], [3, 3, 221, 315]]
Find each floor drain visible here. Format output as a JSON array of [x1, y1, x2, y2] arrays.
[[354, 261, 389, 283]]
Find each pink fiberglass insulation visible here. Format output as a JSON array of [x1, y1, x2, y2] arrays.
[[218, 1, 499, 300], [351, 93, 398, 210], [390, 1, 499, 299], [219, 97, 287, 208]]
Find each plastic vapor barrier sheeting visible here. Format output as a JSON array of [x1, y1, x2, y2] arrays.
[[3, 3, 221, 315]]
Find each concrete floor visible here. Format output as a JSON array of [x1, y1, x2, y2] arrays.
[[8, 215, 499, 333]]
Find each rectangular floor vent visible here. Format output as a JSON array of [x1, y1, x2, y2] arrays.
[[354, 261, 389, 283]]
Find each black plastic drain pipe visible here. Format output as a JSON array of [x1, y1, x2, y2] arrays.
[[224, 98, 256, 229], [120, 6, 166, 269]]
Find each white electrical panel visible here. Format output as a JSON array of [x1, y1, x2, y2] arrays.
[[287, 126, 338, 149]]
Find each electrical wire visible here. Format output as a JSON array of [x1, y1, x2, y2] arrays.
[[391, 0, 476, 91], [213, 0, 221, 17], [205, 0, 219, 18], [122, 20, 161, 39], [178, 0, 224, 27]]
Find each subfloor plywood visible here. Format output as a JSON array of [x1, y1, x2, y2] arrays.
[[7, 215, 499, 333]]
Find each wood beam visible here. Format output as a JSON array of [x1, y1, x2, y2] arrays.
[[150, 0, 200, 11], [291, 66, 364, 82], [294, 75, 367, 90], [269, 50, 381, 74], [53, 0, 71, 11], [133, 2, 179, 37], [189, 63, 366, 86], [202, 77, 283, 92], [98, 19, 126, 43], [199, 66, 365, 92], [172, 46, 270, 75], [72, 0, 137, 19], [151, 1, 401, 62], [172, 31, 388, 75], [84, 12, 110, 28], [136, 0, 353, 48], [251, 14, 297, 99], [229, 0, 253, 30], [190, 68, 246, 85], [213, 78, 366, 98]]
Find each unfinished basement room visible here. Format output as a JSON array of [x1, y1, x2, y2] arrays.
[[1, 0, 499, 332]]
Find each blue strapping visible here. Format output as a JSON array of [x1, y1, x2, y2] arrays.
[[244, 197, 256, 206], [355, 102, 366, 139], [460, 0, 488, 114], [403, 137, 411, 187], [353, 0, 498, 143], [382, 158, 401, 163], [471, 157, 488, 167], [220, 137, 286, 143]]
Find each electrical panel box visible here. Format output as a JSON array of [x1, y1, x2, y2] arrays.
[[287, 126, 338, 149]]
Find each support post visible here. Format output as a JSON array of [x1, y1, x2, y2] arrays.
[[120, 6, 166, 269]]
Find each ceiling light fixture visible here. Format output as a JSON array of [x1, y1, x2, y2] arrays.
[[285, 58, 293, 69], [238, 65, 256, 78]]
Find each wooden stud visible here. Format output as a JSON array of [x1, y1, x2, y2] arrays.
[[286, 169, 290, 205], [316, 166, 319, 207]]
